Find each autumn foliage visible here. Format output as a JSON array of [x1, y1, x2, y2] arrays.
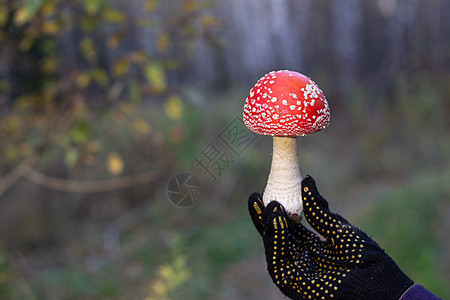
[[0, 0, 219, 191]]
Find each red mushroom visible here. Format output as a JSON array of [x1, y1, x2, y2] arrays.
[[243, 70, 330, 222]]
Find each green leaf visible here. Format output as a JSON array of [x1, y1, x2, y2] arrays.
[[64, 149, 79, 168], [102, 8, 125, 23], [69, 122, 91, 144], [81, 0, 105, 15], [90, 68, 109, 87], [81, 16, 99, 32], [129, 80, 142, 102], [80, 37, 96, 62], [0, 5, 8, 27]]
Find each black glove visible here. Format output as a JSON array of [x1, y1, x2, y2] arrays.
[[248, 175, 414, 300]]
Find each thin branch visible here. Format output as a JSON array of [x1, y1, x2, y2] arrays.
[[0, 157, 38, 199], [22, 166, 161, 193]]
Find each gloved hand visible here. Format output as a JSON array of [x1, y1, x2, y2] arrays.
[[248, 175, 414, 300]]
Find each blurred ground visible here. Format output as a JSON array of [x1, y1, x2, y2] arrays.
[[1, 88, 449, 299]]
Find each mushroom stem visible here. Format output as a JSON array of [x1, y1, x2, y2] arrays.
[[263, 136, 303, 223]]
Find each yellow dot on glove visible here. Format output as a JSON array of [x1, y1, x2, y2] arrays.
[[254, 202, 262, 214], [279, 217, 285, 229]]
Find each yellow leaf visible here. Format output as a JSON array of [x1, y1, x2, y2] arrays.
[[107, 152, 124, 175], [201, 14, 219, 28], [41, 57, 58, 74], [14, 0, 43, 26], [42, 20, 60, 35], [41, 2, 56, 15], [14, 8, 31, 26], [149, 279, 167, 298], [164, 96, 183, 120], [145, 0, 160, 12], [102, 8, 125, 23], [80, 37, 96, 62], [90, 68, 109, 86], [145, 64, 166, 93], [184, 0, 197, 13], [113, 59, 129, 77], [76, 73, 90, 88], [132, 117, 152, 136], [146, 253, 190, 300], [157, 33, 170, 53], [0, 6, 8, 27], [108, 34, 122, 49]]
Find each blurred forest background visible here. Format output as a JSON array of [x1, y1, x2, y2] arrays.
[[0, 0, 449, 299]]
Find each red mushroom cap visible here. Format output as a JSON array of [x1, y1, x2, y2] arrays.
[[243, 70, 330, 137]]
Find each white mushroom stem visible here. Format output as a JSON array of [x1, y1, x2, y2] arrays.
[[263, 136, 303, 222]]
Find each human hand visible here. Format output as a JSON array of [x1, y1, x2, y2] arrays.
[[248, 175, 413, 300]]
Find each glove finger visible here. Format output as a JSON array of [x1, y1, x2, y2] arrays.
[[262, 201, 289, 236], [248, 192, 265, 236], [260, 199, 324, 254], [263, 202, 324, 297], [301, 175, 353, 240], [262, 201, 324, 259], [302, 175, 372, 244], [261, 202, 298, 285]]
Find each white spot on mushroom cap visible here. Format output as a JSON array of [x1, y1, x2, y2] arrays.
[[242, 70, 330, 137]]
